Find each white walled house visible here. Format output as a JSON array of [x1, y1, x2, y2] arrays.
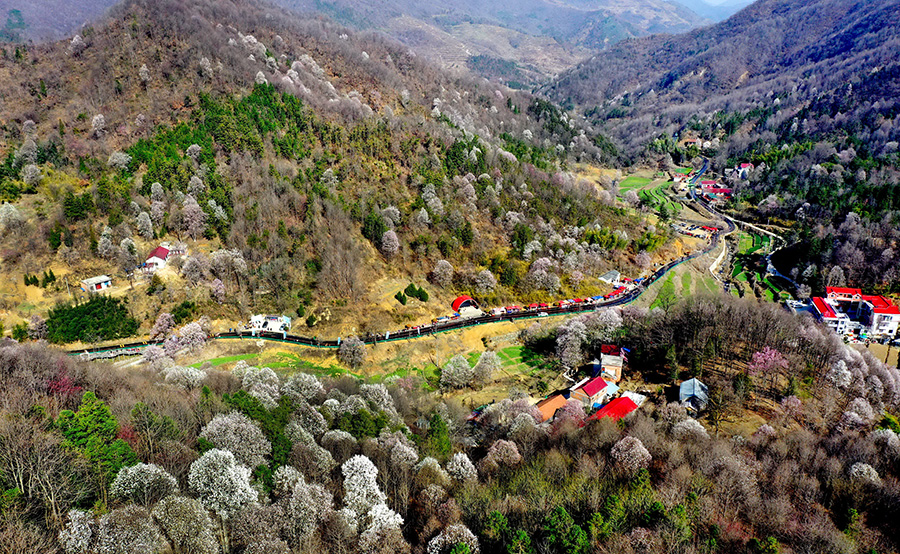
[[145, 246, 170, 272], [81, 275, 112, 293]]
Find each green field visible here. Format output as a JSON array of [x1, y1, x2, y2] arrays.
[[619, 176, 652, 193], [651, 273, 677, 310]]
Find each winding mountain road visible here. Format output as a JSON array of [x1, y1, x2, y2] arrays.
[[69, 168, 734, 359]]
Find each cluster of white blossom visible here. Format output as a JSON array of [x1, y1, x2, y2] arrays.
[[110, 463, 178, 505], [199, 412, 272, 468], [188, 449, 258, 518]]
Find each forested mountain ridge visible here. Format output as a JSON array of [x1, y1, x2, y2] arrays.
[[542, 0, 900, 108], [0, 0, 653, 340], [264, 0, 710, 85], [540, 0, 900, 292]]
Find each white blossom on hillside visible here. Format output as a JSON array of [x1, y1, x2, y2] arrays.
[[359, 503, 405, 554], [139, 64, 151, 85], [441, 355, 474, 390], [91, 114, 107, 138], [287, 475, 334, 543], [68, 34, 86, 55], [611, 436, 651, 476], [94, 505, 165, 554], [163, 365, 207, 389], [381, 229, 399, 258], [151, 496, 218, 554], [136, 211, 153, 238], [446, 452, 477, 483], [110, 463, 178, 505], [849, 462, 881, 486], [475, 269, 497, 294], [342, 455, 386, 519], [59, 510, 93, 554], [338, 336, 366, 369], [431, 260, 453, 287], [473, 351, 501, 385], [426, 523, 480, 554], [200, 412, 272, 468], [188, 449, 257, 518], [233, 362, 282, 409], [107, 151, 132, 170], [283, 373, 324, 404], [256, 71, 268, 85], [0, 202, 24, 231]]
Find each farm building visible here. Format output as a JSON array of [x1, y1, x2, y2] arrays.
[[81, 275, 112, 293], [536, 394, 567, 423], [680, 378, 709, 414]]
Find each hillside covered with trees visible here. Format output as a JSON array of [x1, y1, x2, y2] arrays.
[[0, 0, 662, 340], [539, 0, 900, 291], [3, 296, 900, 553]]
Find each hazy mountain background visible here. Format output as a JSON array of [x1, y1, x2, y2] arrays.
[[1, 0, 716, 86]]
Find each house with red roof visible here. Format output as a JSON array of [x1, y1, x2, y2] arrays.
[[812, 287, 900, 339], [811, 296, 851, 335], [826, 287, 862, 301], [145, 246, 170, 272], [585, 397, 638, 423], [860, 295, 900, 338], [571, 377, 619, 408]]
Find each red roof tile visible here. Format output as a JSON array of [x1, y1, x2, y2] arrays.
[[862, 295, 900, 314], [579, 377, 609, 397], [812, 297, 836, 319], [147, 246, 169, 261], [586, 397, 638, 422], [826, 286, 862, 296]]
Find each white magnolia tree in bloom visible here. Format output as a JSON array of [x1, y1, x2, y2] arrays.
[[446, 452, 477, 484], [151, 496, 218, 554], [107, 151, 132, 170], [426, 523, 480, 554], [163, 365, 207, 389], [431, 259, 453, 287], [611, 436, 652, 476], [110, 463, 178, 505], [380, 229, 400, 257], [233, 362, 282, 409], [473, 351, 501, 385], [91, 114, 107, 138], [338, 336, 366, 369], [188, 449, 258, 519], [342, 455, 386, 520], [199, 412, 272, 468], [474, 269, 497, 294], [94, 505, 165, 554], [359, 503, 405, 554], [283, 372, 324, 404], [440, 355, 474, 390], [286, 473, 334, 544]]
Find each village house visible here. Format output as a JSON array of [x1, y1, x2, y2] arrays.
[[80, 275, 112, 293], [810, 286, 900, 339], [599, 270, 622, 285], [144, 246, 170, 272], [536, 394, 567, 423], [571, 376, 619, 409]]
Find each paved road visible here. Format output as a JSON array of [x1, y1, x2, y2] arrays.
[[69, 175, 732, 358]]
